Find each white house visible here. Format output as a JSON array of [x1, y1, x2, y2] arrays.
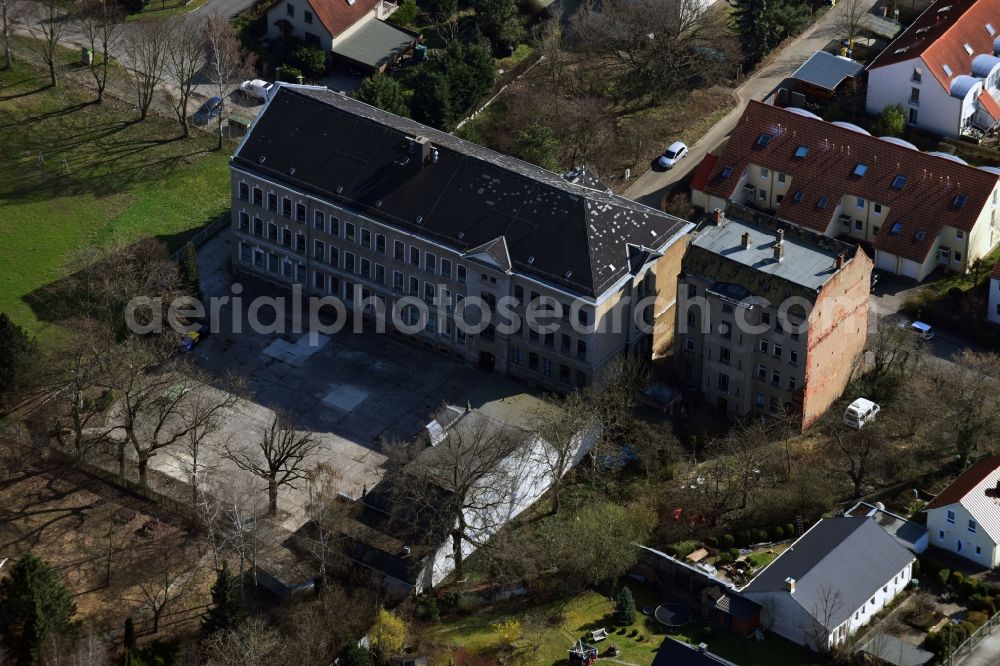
[[691, 101, 1000, 282], [866, 0, 1000, 138], [265, 0, 418, 72], [988, 259, 1000, 324], [741, 517, 915, 651], [924, 455, 1000, 568]]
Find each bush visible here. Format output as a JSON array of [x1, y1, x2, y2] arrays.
[[356, 73, 409, 117], [727, 548, 740, 560], [872, 104, 906, 137], [277, 65, 303, 82], [752, 528, 768, 543], [390, 0, 419, 25], [965, 610, 989, 629], [784, 524, 795, 537], [721, 534, 735, 549], [950, 570, 965, 589], [295, 47, 327, 76], [767, 525, 784, 540], [937, 568, 951, 587], [669, 541, 698, 558], [717, 553, 734, 565], [705, 536, 719, 549]]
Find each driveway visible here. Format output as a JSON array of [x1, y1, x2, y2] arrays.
[[625, 0, 881, 209]]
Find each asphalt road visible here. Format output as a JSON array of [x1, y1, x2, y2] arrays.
[[624, 0, 882, 209]]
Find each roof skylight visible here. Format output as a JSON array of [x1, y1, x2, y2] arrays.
[[944, 64, 953, 76], [794, 145, 809, 159], [954, 193, 967, 207], [853, 163, 869, 177], [721, 165, 733, 179], [891, 174, 907, 190], [817, 196, 829, 209], [964, 43, 974, 55], [793, 190, 804, 203], [890, 222, 903, 235], [915, 230, 927, 241], [988, 23, 996, 36], [756, 133, 773, 147]]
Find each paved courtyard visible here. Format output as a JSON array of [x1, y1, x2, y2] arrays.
[[144, 230, 546, 529]]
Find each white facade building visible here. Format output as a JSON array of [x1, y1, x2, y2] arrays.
[[988, 260, 1000, 324], [925, 455, 1000, 568], [866, 0, 1000, 138]]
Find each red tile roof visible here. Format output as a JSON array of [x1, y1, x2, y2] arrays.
[[690, 153, 718, 193], [310, 0, 381, 38], [698, 101, 998, 263], [925, 456, 1000, 510], [981, 90, 1000, 119], [868, 0, 999, 91]]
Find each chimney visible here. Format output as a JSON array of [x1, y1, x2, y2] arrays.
[[773, 244, 784, 262], [713, 208, 723, 226], [741, 232, 751, 249], [698, 643, 708, 654], [409, 135, 433, 170], [835, 252, 845, 269], [785, 577, 796, 594], [776, 229, 785, 244]]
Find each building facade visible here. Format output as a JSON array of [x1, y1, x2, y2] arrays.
[[924, 456, 1000, 568], [675, 206, 871, 428], [230, 86, 692, 393], [692, 101, 1000, 282], [866, 0, 1000, 138]]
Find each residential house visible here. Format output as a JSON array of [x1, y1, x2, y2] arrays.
[[988, 257, 1000, 324], [691, 101, 1000, 282], [924, 455, 1000, 568], [866, 0, 1000, 138], [790, 51, 864, 102], [846, 501, 929, 554], [230, 86, 693, 393], [266, 0, 418, 72], [741, 517, 915, 651], [675, 206, 871, 427]]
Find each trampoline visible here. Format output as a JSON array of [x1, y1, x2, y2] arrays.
[[654, 603, 692, 628]]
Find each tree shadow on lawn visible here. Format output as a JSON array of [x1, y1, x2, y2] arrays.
[[0, 100, 94, 130]]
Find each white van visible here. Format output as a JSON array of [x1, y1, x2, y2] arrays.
[[239, 79, 274, 103], [899, 319, 935, 340], [844, 398, 880, 429]]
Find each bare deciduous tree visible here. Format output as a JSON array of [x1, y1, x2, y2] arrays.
[[225, 412, 319, 516], [137, 544, 198, 633], [836, 0, 868, 53], [529, 391, 590, 515], [390, 409, 526, 580], [1, 0, 25, 70], [70, 629, 111, 666], [74, 0, 122, 104], [201, 616, 282, 666], [807, 584, 844, 652], [204, 13, 255, 150], [124, 21, 169, 121], [824, 417, 889, 498], [27, 0, 66, 86], [197, 471, 264, 577], [932, 351, 1000, 467], [166, 17, 207, 137]]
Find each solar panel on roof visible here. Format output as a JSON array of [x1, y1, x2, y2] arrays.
[[954, 194, 967, 208], [794, 145, 809, 158], [853, 163, 868, 177], [891, 175, 907, 190]]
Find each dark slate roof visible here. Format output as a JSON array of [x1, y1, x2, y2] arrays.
[[743, 517, 914, 629], [233, 86, 691, 298], [791, 51, 863, 91], [847, 502, 928, 553]]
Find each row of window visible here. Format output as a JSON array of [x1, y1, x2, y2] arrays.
[[945, 510, 977, 533], [511, 347, 588, 387]]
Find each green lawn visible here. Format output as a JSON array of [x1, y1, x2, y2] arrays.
[[0, 59, 231, 337], [420, 588, 667, 665]]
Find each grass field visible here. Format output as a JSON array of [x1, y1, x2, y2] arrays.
[[0, 60, 231, 336]]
